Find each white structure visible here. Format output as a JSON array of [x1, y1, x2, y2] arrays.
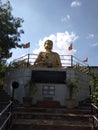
[[3, 67, 92, 106]]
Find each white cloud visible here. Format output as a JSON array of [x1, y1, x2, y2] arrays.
[[33, 31, 79, 56], [86, 34, 94, 39], [71, 1, 81, 7], [61, 15, 70, 22], [91, 43, 98, 47]]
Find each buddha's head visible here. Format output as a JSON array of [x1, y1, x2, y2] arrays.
[[44, 40, 53, 51]]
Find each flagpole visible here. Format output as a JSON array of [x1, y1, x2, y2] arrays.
[[27, 42, 30, 67], [28, 42, 30, 62]]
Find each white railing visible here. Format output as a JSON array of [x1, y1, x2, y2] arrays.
[[0, 101, 13, 130], [9, 54, 89, 74], [10, 53, 89, 67], [9, 53, 89, 74]]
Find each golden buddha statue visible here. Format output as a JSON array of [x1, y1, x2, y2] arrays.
[[34, 40, 61, 68]]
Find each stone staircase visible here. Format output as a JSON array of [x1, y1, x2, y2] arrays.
[[0, 88, 98, 130], [10, 104, 98, 130]]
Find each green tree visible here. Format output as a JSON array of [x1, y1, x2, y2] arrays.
[[0, 0, 24, 87], [10, 60, 31, 68], [0, 62, 8, 87], [0, 0, 24, 63], [91, 72, 98, 106]]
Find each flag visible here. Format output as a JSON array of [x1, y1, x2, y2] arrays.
[[23, 42, 30, 48], [83, 58, 88, 62], [68, 43, 72, 51]]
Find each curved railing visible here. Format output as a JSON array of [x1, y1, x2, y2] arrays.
[[9, 53, 89, 74], [0, 101, 13, 130]]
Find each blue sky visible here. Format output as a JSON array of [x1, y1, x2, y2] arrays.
[[2, 0, 98, 66]]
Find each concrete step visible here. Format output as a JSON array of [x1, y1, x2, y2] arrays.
[[11, 104, 98, 130], [13, 106, 92, 114], [13, 111, 92, 122], [11, 119, 95, 130]]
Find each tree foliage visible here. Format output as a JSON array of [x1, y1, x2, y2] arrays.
[[91, 72, 98, 106], [9, 60, 30, 68], [0, 0, 24, 86], [66, 78, 79, 99], [0, 63, 8, 78], [0, 0, 24, 62], [0, 62, 8, 86]]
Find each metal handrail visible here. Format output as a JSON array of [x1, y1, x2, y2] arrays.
[[0, 101, 13, 130], [0, 112, 12, 130], [0, 101, 12, 116], [93, 115, 98, 122], [92, 103, 98, 111], [91, 103, 98, 128]]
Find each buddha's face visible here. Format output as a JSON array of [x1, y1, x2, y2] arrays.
[[44, 40, 53, 51]]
